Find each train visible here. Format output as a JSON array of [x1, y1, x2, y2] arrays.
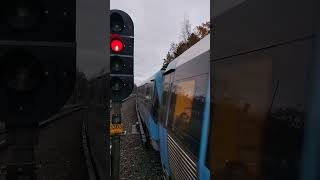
[[136, 0, 318, 179], [136, 34, 210, 179]]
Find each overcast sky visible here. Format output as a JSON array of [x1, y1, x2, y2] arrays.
[[111, 0, 210, 85]]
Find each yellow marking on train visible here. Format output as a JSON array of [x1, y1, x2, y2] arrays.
[[110, 123, 125, 136]]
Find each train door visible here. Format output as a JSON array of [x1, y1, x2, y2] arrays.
[[146, 80, 160, 150], [158, 71, 175, 177]]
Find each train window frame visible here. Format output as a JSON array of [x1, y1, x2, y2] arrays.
[[145, 84, 150, 100], [151, 83, 160, 120], [158, 73, 173, 127], [206, 124, 212, 171], [168, 74, 208, 158]]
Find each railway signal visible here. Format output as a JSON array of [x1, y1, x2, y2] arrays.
[[110, 9, 134, 180], [0, 1, 76, 179], [110, 9, 134, 102]]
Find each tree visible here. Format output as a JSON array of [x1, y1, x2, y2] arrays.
[[181, 18, 192, 43], [162, 42, 176, 69], [195, 21, 210, 38], [187, 33, 201, 47], [162, 20, 210, 69]]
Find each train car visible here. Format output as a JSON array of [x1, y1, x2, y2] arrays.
[[209, 0, 316, 180], [137, 34, 211, 180], [137, 72, 163, 150], [137, 0, 319, 179]]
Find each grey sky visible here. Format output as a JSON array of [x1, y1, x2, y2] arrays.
[[111, 0, 210, 85]]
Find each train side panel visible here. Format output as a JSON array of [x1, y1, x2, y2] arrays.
[[137, 81, 154, 145], [137, 72, 162, 151], [147, 71, 164, 150], [158, 72, 175, 177], [158, 124, 170, 175], [166, 50, 210, 180], [137, 35, 210, 179], [198, 78, 211, 180], [210, 0, 313, 179], [213, 0, 312, 60], [210, 38, 312, 180]]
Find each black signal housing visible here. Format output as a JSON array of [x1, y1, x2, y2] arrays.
[[110, 9, 134, 102]]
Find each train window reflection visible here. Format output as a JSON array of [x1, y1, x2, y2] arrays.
[[159, 74, 172, 126], [145, 84, 153, 100], [168, 76, 207, 157], [210, 39, 310, 180], [173, 80, 195, 131], [152, 84, 160, 119], [145, 86, 150, 99], [170, 79, 201, 156]]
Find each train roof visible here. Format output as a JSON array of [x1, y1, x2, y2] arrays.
[[165, 34, 210, 73], [138, 71, 159, 87], [138, 34, 210, 87]]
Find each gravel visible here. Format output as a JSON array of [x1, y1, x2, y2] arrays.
[[119, 98, 164, 180]]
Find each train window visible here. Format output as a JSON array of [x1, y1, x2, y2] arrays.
[[151, 84, 160, 119], [168, 74, 208, 157], [167, 86, 176, 129], [173, 80, 195, 130], [145, 84, 153, 100], [145, 85, 150, 100], [158, 74, 172, 126]]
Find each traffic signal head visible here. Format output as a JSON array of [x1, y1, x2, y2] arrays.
[[0, 0, 76, 127], [110, 10, 134, 102]]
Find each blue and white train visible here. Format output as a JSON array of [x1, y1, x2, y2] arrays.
[[136, 35, 211, 180], [138, 0, 319, 179]]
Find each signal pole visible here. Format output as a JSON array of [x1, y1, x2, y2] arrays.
[[111, 102, 122, 180], [110, 9, 134, 180]]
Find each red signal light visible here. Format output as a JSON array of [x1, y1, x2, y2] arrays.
[[111, 39, 124, 52]]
